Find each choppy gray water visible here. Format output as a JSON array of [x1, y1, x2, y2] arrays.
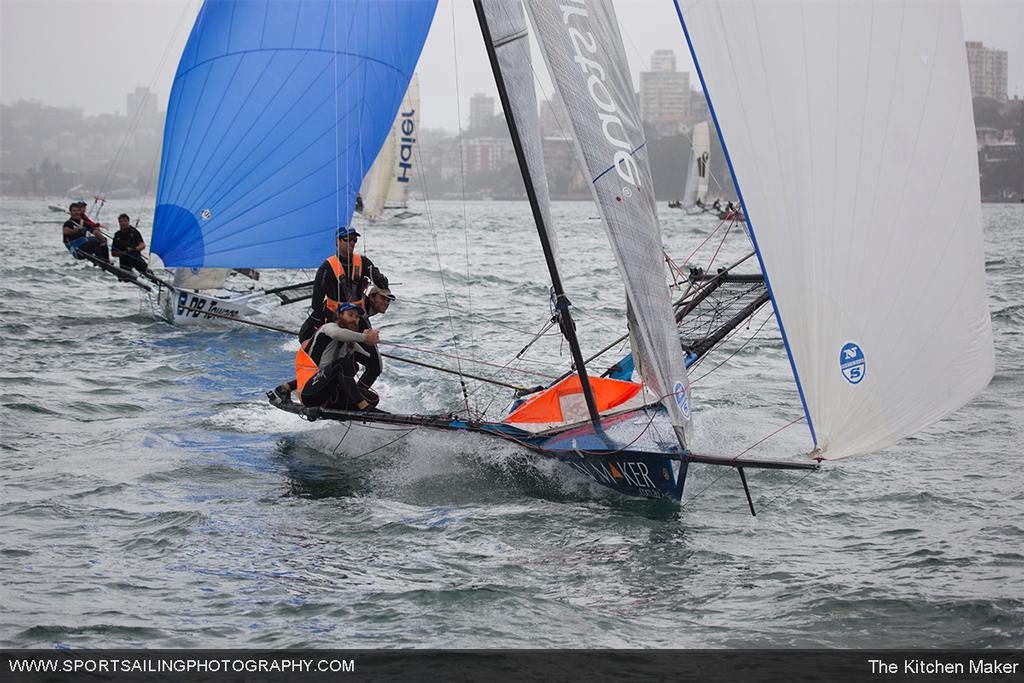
[[1, 199, 1022, 648]]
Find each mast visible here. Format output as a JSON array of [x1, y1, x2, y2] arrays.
[[473, 0, 601, 426]]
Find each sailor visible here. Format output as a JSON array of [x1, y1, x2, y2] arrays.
[[300, 226, 389, 342], [62, 201, 110, 261], [297, 303, 382, 411], [354, 284, 395, 392], [110, 214, 148, 274], [270, 226, 390, 403]]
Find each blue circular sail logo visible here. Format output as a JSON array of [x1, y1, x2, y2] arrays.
[[840, 342, 866, 384], [674, 382, 691, 419]]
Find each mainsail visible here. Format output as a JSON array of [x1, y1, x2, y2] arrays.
[[151, 0, 436, 268], [479, 0, 561, 263], [525, 0, 693, 445], [691, 120, 710, 204], [360, 74, 421, 219], [677, 0, 994, 458]]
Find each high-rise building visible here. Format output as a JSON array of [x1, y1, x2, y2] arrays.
[[126, 87, 159, 129], [640, 50, 690, 132], [469, 93, 496, 131], [965, 41, 1008, 101]]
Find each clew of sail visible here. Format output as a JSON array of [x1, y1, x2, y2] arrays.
[[152, 0, 436, 268], [691, 120, 710, 205], [526, 0, 693, 446], [361, 74, 421, 218], [677, 0, 994, 458]]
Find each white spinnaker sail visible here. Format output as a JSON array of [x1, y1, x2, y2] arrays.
[[360, 74, 420, 218], [678, 0, 994, 458], [526, 0, 692, 445], [173, 268, 229, 290], [691, 120, 710, 204], [480, 0, 561, 263]]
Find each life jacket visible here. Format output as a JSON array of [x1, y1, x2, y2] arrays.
[[295, 338, 318, 403], [323, 253, 365, 313]]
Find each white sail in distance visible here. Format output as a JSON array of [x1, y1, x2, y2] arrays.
[[681, 143, 698, 207], [526, 0, 693, 445], [691, 120, 710, 204], [677, 0, 994, 458], [360, 74, 420, 219]]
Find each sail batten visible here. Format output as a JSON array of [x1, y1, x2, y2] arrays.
[[152, 0, 436, 268], [676, 0, 994, 459]]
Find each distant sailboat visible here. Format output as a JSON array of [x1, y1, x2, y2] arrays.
[[359, 75, 422, 223]]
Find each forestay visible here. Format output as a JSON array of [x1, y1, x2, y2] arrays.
[[677, 0, 994, 458], [152, 0, 436, 268], [360, 74, 421, 218], [526, 0, 693, 445]]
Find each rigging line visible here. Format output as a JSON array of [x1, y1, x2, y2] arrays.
[[450, 0, 480, 416], [689, 306, 773, 384], [331, 421, 353, 456], [348, 427, 418, 460], [95, 0, 198, 207], [681, 216, 728, 266], [752, 466, 817, 515], [412, 138, 473, 417], [385, 342, 559, 380], [679, 414, 807, 512]]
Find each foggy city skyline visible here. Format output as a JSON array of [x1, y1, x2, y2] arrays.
[[2, 0, 1023, 132]]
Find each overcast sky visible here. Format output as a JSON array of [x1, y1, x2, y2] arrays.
[[2, 0, 1022, 131]]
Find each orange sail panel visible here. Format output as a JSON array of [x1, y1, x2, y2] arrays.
[[504, 376, 643, 425]]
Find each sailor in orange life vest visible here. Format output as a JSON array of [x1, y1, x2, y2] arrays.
[[296, 303, 383, 411], [299, 226, 389, 342], [270, 226, 390, 402]]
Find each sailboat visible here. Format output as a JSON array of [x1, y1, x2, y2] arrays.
[[269, 0, 815, 503], [147, 0, 434, 325], [270, 0, 991, 506], [358, 75, 422, 223]]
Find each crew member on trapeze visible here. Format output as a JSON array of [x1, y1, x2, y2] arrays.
[[110, 213, 148, 275], [62, 200, 110, 262], [296, 303, 383, 412], [270, 226, 391, 402], [353, 284, 395, 398]]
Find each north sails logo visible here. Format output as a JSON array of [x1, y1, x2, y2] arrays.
[[674, 382, 690, 419], [840, 342, 866, 384], [561, 0, 641, 187]]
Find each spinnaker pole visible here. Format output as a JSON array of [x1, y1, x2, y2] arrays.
[[473, 0, 601, 425]]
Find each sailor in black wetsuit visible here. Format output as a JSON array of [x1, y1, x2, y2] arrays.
[[300, 226, 390, 341], [62, 201, 110, 261], [270, 226, 390, 402], [110, 214, 148, 274], [297, 303, 382, 411], [353, 284, 395, 395]]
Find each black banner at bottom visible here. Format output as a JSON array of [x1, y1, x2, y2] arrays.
[[0, 650, 1021, 683]]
